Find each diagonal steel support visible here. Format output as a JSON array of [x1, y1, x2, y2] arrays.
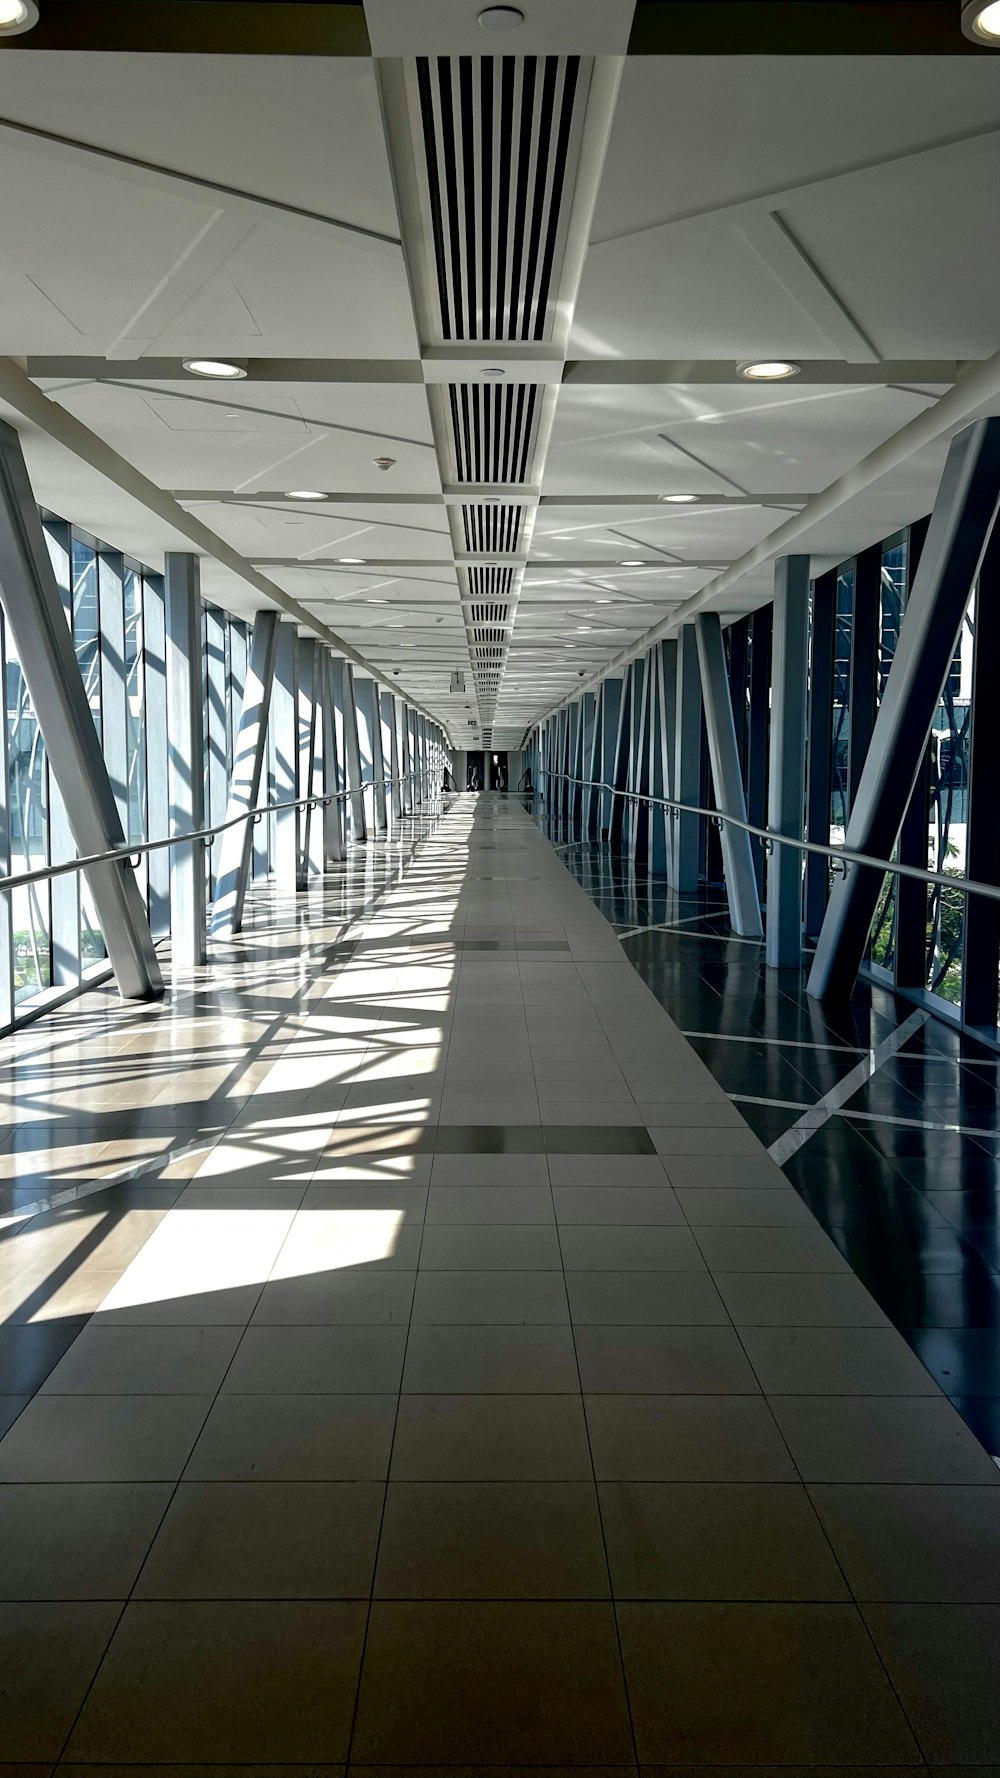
[[210, 609, 277, 938], [808, 417, 1000, 999], [0, 420, 163, 1000], [696, 613, 763, 938]]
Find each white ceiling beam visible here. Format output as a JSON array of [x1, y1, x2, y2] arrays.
[[27, 356, 962, 386]]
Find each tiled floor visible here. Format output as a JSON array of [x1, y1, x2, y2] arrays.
[[1, 792, 998, 1772]]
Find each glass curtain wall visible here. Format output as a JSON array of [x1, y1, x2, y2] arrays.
[[0, 511, 251, 1034]]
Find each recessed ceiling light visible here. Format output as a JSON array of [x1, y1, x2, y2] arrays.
[[337, 557, 367, 565], [478, 3, 524, 25], [963, 0, 1000, 37], [287, 490, 325, 501], [661, 493, 698, 503], [619, 559, 643, 567], [182, 358, 247, 380], [737, 360, 801, 381], [0, 0, 38, 33]]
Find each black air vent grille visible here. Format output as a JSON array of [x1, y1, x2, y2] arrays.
[[416, 54, 581, 342], [461, 503, 524, 554], [469, 601, 511, 625], [448, 383, 539, 484], [467, 566, 516, 604]]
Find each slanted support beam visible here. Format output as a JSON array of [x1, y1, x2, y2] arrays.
[[766, 555, 811, 968], [165, 552, 207, 966], [0, 419, 163, 1000], [320, 651, 344, 865], [298, 638, 324, 880], [809, 418, 1000, 998], [673, 624, 702, 892], [696, 613, 763, 939], [211, 609, 277, 938]]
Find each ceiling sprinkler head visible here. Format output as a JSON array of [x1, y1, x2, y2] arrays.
[[373, 456, 396, 472]]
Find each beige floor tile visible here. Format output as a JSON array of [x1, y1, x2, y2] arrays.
[[600, 1482, 849, 1600], [222, 1325, 406, 1394], [252, 1270, 415, 1326], [547, 1156, 670, 1190], [618, 1602, 919, 1764], [693, 1226, 850, 1273], [391, 1394, 592, 1480], [861, 1602, 1000, 1763], [418, 1224, 562, 1270], [676, 1187, 815, 1227], [410, 1269, 569, 1323], [714, 1271, 892, 1327], [66, 1601, 366, 1762], [135, 1481, 383, 1598], [352, 1602, 633, 1764], [402, 1324, 579, 1392], [768, 1395, 1000, 1483], [810, 1485, 1000, 1601], [741, 1326, 939, 1395], [0, 1395, 211, 1482], [560, 1225, 705, 1271], [374, 1481, 608, 1598], [183, 1391, 399, 1482], [0, 1483, 171, 1600], [566, 1271, 728, 1326], [425, 1184, 554, 1223], [574, 1325, 760, 1393], [40, 1326, 242, 1395], [552, 1184, 684, 1225], [0, 1603, 121, 1760], [586, 1394, 797, 1482]]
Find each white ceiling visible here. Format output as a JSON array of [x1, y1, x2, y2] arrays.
[[0, 14, 997, 747]]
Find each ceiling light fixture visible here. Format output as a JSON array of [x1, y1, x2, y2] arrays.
[[737, 360, 801, 381], [337, 557, 367, 565], [182, 358, 247, 380], [478, 4, 524, 26], [962, 0, 1000, 37], [661, 493, 698, 503], [286, 490, 325, 501], [619, 559, 643, 566], [0, 0, 39, 33]]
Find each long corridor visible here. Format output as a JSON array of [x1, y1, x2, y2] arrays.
[[1, 794, 999, 1771]]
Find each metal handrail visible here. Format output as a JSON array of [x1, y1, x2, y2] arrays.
[[540, 771, 1000, 906], [0, 769, 437, 895]]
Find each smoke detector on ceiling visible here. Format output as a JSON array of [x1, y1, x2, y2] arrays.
[[373, 456, 396, 472]]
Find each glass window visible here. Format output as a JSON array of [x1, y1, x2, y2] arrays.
[[124, 567, 146, 844], [71, 537, 101, 739], [3, 614, 52, 1001]]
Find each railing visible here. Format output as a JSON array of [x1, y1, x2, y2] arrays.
[[0, 769, 438, 896], [538, 772, 1000, 906]]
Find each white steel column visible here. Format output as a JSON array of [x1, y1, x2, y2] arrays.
[[766, 555, 811, 969], [165, 552, 207, 967], [272, 622, 302, 897]]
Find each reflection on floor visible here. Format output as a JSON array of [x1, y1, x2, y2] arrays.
[[548, 812, 1000, 1459], [1, 791, 1000, 1770]]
